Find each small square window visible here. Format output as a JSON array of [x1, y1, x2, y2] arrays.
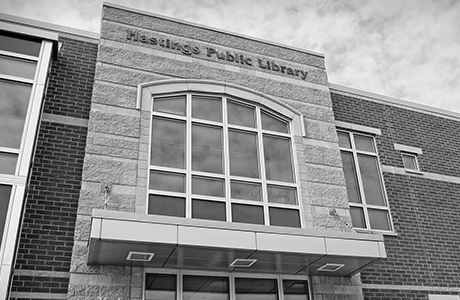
[[402, 153, 419, 171]]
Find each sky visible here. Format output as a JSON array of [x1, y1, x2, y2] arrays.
[[2, 0, 459, 113]]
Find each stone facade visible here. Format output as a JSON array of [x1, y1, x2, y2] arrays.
[[68, 3, 358, 300]]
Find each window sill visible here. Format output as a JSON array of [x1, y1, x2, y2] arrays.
[[405, 169, 424, 175], [353, 228, 399, 237]]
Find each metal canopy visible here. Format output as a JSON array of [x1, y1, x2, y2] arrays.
[[88, 210, 386, 277]]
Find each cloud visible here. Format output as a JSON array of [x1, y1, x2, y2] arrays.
[[1, 0, 459, 113]]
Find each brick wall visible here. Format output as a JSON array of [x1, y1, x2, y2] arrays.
[[332, 92, 460, 299], [10, 35, 97, 298], [332, 92, 460, 176], [363, 289, 460, 300], [42, 37, 97, 119]]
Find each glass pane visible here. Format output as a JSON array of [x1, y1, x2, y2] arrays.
[[1, 184, 12, 245], [192, 95, 222, 122], [261, 111, 289, 133], [192, 199, 226, 221], [263, 135, 294, 183], [153, 95, 186, 116], [354, 135, 375, 152], [368, 209, 391, 231], [337, 132, 351, 148], [145, 273, 176, 300], [269, 207, 301, 228], [148, 195, 185, 217], [0, 56, 36, 79], [0, 152, 18, 175], [229, 130, 259, 178], [231, 181, 261, 202], [227, 101, 255, 128], [150, 118, 186, 169], [232, 204, 264, 225], [357, 154, 386, 206], [0, 80, 32, 148], [235, 278, 278, 300], [402, 154, 417, 170], [149, 171, 185, 193], [267, 185, 297, 205], [0, 33, 41, 56], [340, 152, 361, 203], [184, 275, 229, 300], [350, 207, 366, 228], [192, 124, 223, 174], [283, 280, 309, 300], [192, 176, 225, 197]]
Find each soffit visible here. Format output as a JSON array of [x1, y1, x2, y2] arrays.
[[88, 209, 386, 277]]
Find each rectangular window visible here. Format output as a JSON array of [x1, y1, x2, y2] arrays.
[[0, 184, 12, 245], [145, 271, 310, 300], [402, 153, 420, 171], [338, 130, 393, 232]]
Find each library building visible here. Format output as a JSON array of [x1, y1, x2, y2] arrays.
[[0, 3, 459, 300]]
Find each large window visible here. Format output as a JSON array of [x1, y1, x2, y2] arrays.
[[0, 32, 40, 175], [0, 26, 55, 299], [148, 93, 301, 227], [145, 271, 310, 300], [0, 31, 41, 248], [338, 130, 393, 232]]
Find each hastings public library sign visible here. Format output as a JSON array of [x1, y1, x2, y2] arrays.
[[126, 30, 309, 81]]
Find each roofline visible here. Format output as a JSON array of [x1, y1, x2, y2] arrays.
[[103, 1, 325, 59], [330, 83, 460, 120], [0, 12, 99, 40]]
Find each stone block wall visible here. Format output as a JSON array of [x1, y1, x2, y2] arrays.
[[68, 3, 363, 300]]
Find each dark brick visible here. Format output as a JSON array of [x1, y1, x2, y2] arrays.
[[332, 92, 460, 293]]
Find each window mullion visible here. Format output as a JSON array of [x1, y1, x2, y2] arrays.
[[229, 273, 236, 300], [255, 106, 269, 225], [277, 275, 285, 300], [177, 270, 183, 300], [0, 50, 39, 61], [185, 93, 192, 218], [350, 133, 372, 230], [223, 96, 232, 222], [0, 75, 34, 84]]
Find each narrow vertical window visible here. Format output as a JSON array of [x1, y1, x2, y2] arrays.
[[0, 30, 55, 298], [0, 185, 12, 245], [338, 130, 393, 232]]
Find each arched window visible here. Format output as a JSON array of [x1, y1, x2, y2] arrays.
[[145, 80, 304, 228]]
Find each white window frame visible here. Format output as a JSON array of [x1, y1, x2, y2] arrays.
[[143, 268, 312, 300], [338, 130, 394, 233], [142, 80, 305, 228], [394, 143, 423, 175], [401, 152, 420, 172], [148, 91, 303, 227], [0, 22, 57, 299]]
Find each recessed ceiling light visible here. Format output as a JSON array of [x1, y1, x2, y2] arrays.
[[229, 258, 257, 268], [126, 251, 155, 262], [317, 263, 345, 272]]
